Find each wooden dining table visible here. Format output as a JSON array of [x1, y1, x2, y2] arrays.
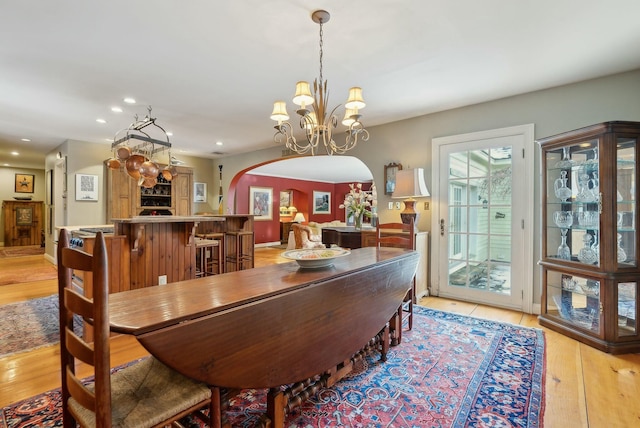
[[108, 246, 419, 427]]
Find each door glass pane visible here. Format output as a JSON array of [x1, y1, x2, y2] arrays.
[[446, 147, 513, 295]]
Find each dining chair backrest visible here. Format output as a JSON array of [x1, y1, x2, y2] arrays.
[[58, 228, 113, 426], [375, 219, 415, 251]]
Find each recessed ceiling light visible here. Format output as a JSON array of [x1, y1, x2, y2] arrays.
[[96, 118, 107, 124], [2, 163, 9, 166], [111, 106, 123, 113], [11, 151, 19, 156], [216, 141, 223, 146], [123, 97, 136, 104], [21, 138, 31, 142]]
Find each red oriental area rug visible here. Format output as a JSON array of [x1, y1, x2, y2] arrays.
[[1, 306, 545, 427]]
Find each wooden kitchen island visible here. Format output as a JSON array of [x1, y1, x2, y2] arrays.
[[108, 246, 419, 427], [112, 215, 252, 289]]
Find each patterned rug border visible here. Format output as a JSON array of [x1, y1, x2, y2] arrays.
[[1, 305, 546, 427]]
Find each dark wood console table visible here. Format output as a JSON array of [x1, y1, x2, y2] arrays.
[[321, 226, 375, 249], [108, 247, 419, 427]]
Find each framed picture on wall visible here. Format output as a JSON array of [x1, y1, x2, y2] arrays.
[[249, 186, 273, 220], [75, 174, 98, 201], [384, 163, 402, 195], [15, 174, 35, 193], [16, 207, 33, 225], [194, 182, 207, 202], [280, 190, 292, 207], [313, 191, 331, 214]]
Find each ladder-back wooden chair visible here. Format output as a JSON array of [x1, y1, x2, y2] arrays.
[[57, 229, 215, 428], [375, 218, 415, 346]]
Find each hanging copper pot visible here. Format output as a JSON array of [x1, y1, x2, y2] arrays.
[[125, 154, 145, 179], [161, 165, 177, 181], [106, 157, 121, 169], [116, 145, 132, 160], [140, 160, 160, 179], [139, 176, 157, 188]]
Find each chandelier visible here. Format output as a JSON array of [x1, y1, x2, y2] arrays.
[[270, 10, 369, 156]]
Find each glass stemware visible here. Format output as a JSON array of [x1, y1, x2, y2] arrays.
[[617, 233, 627, 263]]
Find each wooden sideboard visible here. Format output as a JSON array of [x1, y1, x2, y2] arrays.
[[2, 200, 44, 247]]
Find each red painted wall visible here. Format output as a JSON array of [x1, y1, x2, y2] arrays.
[[235, 174, 372, 244]]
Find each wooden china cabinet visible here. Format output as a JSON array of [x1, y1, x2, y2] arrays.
[[107, 165, 192, 220], [538, 121, 640, 354]]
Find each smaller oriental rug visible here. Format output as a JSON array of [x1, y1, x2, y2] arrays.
[[1, 306, 545, 427], [0, 295, 60, 358]]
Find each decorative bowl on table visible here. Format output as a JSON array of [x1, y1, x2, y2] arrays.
[[281, 248, 351, 269]]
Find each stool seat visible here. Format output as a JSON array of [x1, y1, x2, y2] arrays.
[[225, 230, 254, 272], [195, 238, 222, 277]]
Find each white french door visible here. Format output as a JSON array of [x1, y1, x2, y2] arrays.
[[431, 125, 534, 312]]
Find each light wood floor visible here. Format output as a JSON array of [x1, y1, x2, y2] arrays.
[[1, 248, 639, 427]]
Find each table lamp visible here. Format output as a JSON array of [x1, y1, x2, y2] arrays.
[[293, 212, 306, 223], [392, 168, 430, 229]]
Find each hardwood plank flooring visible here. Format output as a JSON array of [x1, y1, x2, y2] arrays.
[[1, 246, 639, 427]]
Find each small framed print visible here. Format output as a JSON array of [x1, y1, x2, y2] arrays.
[[384, 163, 402, 195], [15, 174, 35, 193], [313, 191, 331, 214], [75, 174, 98, 201], [194, 182, 207, 202], [249, 186, 273, 221]]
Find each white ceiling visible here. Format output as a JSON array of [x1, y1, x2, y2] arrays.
[[2, 0, 640, 170], [248, 156, 373, 183]]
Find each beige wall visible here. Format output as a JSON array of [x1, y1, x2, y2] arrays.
[[214, 69, 640, 304]]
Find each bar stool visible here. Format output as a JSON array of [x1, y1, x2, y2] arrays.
[[195, 238, 219, 278], [196, 232, 225, 274], [225, 230, 254, 272]]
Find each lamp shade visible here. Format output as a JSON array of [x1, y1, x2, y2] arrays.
[[345, 87, 366, 110], [293, 81, 314, 107], [293, 212, 306, 223], [392, 168, 430, 199], [270, 101, 289, 123]]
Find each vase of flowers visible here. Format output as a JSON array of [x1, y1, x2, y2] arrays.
[[340, 183, 373, 230]]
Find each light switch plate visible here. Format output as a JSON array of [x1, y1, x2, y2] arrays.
[[395, 202, 401, 210], [388, 202, 393, 210], [424, 201, 430, 210]]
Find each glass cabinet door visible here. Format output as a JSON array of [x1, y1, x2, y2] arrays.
[[545, 139, 600, 266], [545, 269, 601, 334], [616, 138, 636, 267]]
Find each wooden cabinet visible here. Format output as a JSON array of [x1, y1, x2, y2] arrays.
[[2, 200, 43, 246], [538, 121, 640, 354], [280, 221, 294, 244], [107, 165, 193, 220]]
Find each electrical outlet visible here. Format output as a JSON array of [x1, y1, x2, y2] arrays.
[[395, 202, 401, 210], [388, 202, 393, 210], [424, 201, 430, 210], [158, 275, 167, 285]]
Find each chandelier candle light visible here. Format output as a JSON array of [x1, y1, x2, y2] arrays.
[[340, 183, 373, 230], [270, 10, 369, 156]]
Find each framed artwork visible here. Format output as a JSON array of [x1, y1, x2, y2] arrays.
[[280, 190, 292, 207], [16, 207, 33, 226], [75, 174, 98, 201], [46, 169, 54, 205], [194, 182, 207, 202], [15, 174, 35, 193], [313, 191, 331, 214], [249, 186, 273, 220], [384, 163, 402, 195]]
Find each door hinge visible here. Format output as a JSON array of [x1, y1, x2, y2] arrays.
[[521, 219, 524, 229], [522, 148, 525, 158]]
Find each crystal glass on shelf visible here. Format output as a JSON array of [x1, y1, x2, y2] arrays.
[[617, 233, 627, 263], [576, 173, 595, 202], [577, 233, 598, 264], [577, 211, 598, 228], [557, 228, 571, 260], [584, 147, 599, 165], [554, 170, 572, 202], [553, 211, 573, 229], [555, 147, 574, 168]]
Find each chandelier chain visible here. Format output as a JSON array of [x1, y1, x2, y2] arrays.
[[318, 20, 324, 85]]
